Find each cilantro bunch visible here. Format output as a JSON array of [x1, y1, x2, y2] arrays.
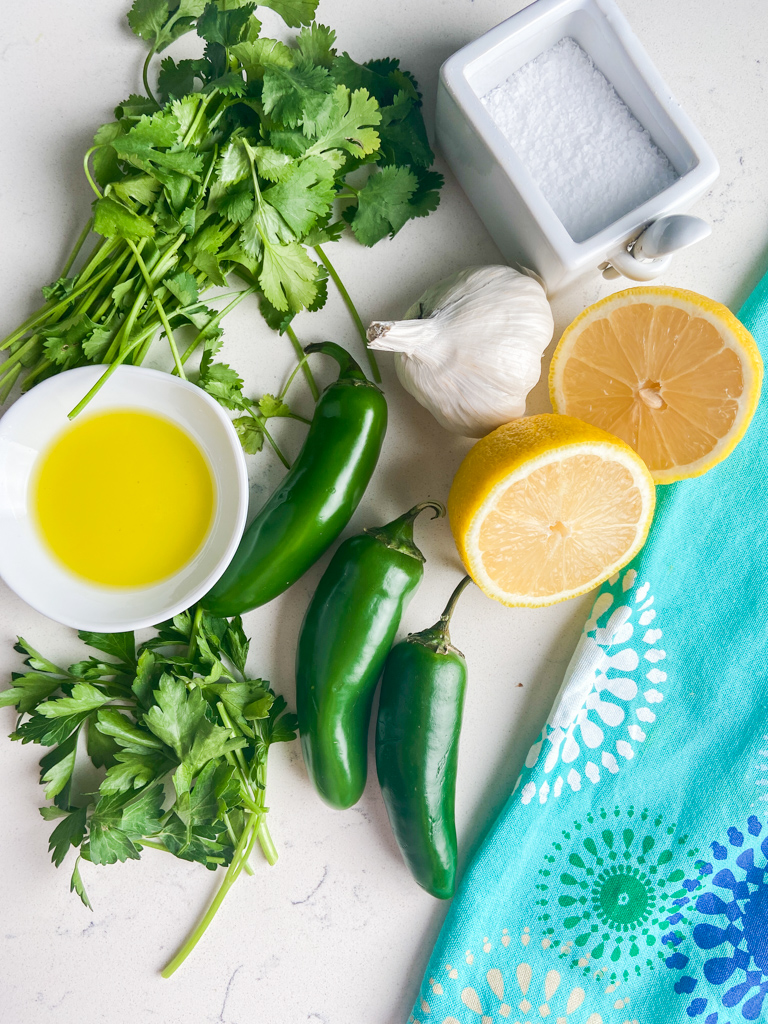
[[0, 0, 442, 433], [1, 608, 297, 976]]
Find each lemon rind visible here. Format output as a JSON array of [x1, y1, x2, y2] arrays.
[[548, 286, 764, 485], [459, 440, 656, 609]]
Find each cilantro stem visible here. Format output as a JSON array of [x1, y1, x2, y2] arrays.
[[313, 245, 380, 382], [20, 358, 52, 391], [61, 218, 94, 278], [285, 325, 319, 401], [83, 148, 104, 198], [0, 335, 39, 380], [0, 362, 22, 404], [248, 412, 290, 469], [128, 240, 186, 379], [67, 335, 143, 418], [142, 45, 158, 106], [178, 285, 256, 368]]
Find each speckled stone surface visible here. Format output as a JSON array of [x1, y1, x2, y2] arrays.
[[0, 2, 766, 1022]]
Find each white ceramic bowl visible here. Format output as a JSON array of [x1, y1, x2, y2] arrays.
[[0, 365, 248, 631]]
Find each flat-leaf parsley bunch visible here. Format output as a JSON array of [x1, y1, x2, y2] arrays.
[[0, 0, 442, 422], [1, 609, 297, 976]]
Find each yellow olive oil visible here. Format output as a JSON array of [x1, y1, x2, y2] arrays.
[[34, 409, 215, 587]]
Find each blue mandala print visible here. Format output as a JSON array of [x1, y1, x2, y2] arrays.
[[665, 816, 768, 1021]]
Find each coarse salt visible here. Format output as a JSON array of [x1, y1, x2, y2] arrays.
[[481, 37, 678, 242]]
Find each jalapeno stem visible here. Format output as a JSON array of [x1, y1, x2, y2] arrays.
[[409, 575, 473, 653], [304, 341, 368, 383]]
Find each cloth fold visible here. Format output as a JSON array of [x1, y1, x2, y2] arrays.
[[410, 272, 768, 1024]]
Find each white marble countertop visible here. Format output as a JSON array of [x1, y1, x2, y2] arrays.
[[1, 1, 766, 1022]]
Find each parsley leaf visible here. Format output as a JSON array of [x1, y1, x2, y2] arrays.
[[48, 807, 88, 868], [144, 674, 245, 772]]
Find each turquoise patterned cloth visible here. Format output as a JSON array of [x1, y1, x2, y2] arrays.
[[410, 273, 768, 1024]]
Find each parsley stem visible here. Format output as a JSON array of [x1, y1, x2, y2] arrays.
[[160, 810, 261, 979], [61, 218, 94, 278], [187, 605, 204, 662], [285, 325, 319, 401], [128, 240, 186, 379], [313, 245, 380, 382]]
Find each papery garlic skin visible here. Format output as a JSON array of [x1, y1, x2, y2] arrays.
[[367, 266, 554, 437]]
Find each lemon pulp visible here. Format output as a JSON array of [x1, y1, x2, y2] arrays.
[[35, 409, 215, 587]]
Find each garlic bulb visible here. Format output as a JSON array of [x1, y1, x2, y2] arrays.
[[367, 265, 554, 437]]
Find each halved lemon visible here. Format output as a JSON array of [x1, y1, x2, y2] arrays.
[[448, 414, 655, 607], [549, 286, 763, 484]]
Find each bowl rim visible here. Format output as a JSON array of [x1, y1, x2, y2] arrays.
[[0, 364, 249, 632]]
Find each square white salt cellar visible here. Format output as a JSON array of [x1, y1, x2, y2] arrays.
[[436, 0, 719, 294]]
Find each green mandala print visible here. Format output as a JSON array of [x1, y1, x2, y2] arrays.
[[535, 806, 698, 982]]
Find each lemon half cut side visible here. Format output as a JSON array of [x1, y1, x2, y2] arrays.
[[448, 414, 656, 608], [549, 286, 763, 484]]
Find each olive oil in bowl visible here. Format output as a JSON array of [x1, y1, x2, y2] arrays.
[[34, 409, 215, 587]]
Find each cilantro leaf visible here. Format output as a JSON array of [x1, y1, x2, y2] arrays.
[[199, 361, 246, 409], [259, 240, 318, 312], [346, 164, 418, 245], [163, 271, 199, 306], [93, 197, 155, 241], [233, 416, 264, 454], [262, 58, 333, 130], [127, 0, 170, 44], [48, 806, 88, 868], [263, 160, 335, 236], [303, 85, 381, 160], [258, 393, 291, 417], [230, 38, 293, 80], [158, 56, 211, 100], [258, 0, 319, 28], [297, 23, 336, 69], [197, 3, 255, 46]]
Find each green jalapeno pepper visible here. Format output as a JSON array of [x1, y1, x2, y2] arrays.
[[203, 342, 387, 617], [296, 501, 445, 810], [375, 575, 473, 899]]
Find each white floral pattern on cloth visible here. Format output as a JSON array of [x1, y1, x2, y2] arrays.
[[408, 927, 641, 1024], [754, 733, 768, 818], [516, 569, 667, 806]]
